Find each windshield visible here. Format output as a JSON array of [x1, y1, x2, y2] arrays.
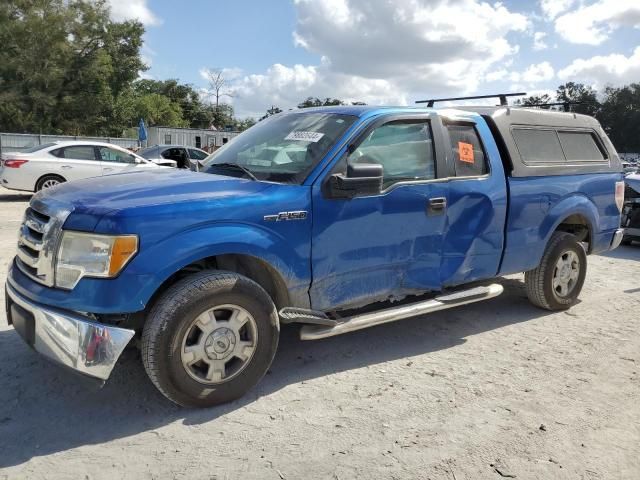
[[202, 112, 357, 184]]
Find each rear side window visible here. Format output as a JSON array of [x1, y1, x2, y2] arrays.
[[446, 124, 488, 177], [512, 128, 565, 165], [51, 146, 97, 160], [558, 131, 606, 162]]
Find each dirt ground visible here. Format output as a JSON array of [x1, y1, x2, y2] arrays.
[[0, 187, 638, 480]]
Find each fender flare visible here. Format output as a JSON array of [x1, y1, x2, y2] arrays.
[[539, 194, 598, 251]]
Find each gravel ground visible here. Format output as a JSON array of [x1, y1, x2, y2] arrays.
[[0, 188, 638, 479]]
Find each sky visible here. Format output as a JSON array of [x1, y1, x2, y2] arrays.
[[106, 0, 640, 118]]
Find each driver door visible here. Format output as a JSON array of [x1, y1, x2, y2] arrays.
[[309, 114, 449, 312]]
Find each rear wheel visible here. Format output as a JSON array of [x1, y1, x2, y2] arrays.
[[141, 271, 279, 407], [36, 175, 65, 191], [525, 232, 587, 311]]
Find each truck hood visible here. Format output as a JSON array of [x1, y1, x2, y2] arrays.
[[35, 168, 271, 219]]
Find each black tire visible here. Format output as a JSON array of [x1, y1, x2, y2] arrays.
[[141, 271, 279, 407], [525, 232, 587, 311], [621, 238, 633, 246], [35, 174, 65, 191]]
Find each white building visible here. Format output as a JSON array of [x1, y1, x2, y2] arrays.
[[146, 126, 240, 151]]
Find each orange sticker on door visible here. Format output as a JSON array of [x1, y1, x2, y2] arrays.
[[458, 142, 474, 163]]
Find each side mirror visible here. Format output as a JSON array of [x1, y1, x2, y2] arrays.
[[329, 160, 383, 198]]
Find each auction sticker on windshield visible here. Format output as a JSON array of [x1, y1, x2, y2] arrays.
[[285, 131, 325, 142]]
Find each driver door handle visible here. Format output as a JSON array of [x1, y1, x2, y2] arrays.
[[427, 197, 447, 216]]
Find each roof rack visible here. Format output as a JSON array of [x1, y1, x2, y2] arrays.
[[415, 92, 527, 107]]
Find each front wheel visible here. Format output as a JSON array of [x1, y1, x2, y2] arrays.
[[525, 232, 587, 311], [141, 271, 279, 407]]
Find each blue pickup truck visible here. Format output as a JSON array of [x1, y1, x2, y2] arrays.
[[5, 102, 624, 407]]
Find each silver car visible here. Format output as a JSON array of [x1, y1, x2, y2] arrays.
[[138, 145, 210, 169]]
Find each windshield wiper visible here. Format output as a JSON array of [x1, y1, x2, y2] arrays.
[[209, 162, 257, 181]]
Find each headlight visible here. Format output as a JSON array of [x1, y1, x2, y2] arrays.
[[55, 231, 138, 289]]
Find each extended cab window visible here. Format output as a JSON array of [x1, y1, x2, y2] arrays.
[[350, 120, 435, 188], [446, 124, 488, 177]]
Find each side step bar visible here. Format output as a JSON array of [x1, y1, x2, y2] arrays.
[[300, 284, 504, 341]]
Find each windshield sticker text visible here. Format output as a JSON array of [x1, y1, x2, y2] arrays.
[[285, 131, 325, 143]]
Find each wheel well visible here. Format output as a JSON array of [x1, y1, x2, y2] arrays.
[[35, 173, 65, 190], [555, 214, 591, 250], [149, 254, 290, 312]]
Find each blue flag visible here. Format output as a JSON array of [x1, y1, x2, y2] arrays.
[[138, 118, 147, 142]]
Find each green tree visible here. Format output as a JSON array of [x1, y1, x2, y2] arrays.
[[0, 0, 146, 135], [515, 94, 553, 109], [598, 84, 640, 153], [556, 82, 599, 116], [134, 93, 187, 127], [259, 106, 283, 121], [297, 97, 345, 108]]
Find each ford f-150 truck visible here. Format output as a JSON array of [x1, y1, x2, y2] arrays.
[[5, 102, 624, 407]]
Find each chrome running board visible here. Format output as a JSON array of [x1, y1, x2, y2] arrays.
[[300, 284, 504, 341]]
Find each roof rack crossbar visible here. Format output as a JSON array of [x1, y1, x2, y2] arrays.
[[416, 92, 527, 107]]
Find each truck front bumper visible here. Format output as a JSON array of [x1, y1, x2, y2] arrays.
[[5, 281, 135, 381]]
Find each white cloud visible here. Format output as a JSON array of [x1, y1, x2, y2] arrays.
[[521, 62, 555, 83], [223, 64, 406, 118], [533, 31, 548, 51], [222, 0, 529, 116], [540, 0, 575, 19], [554, 0, 640, 45], [558, 46, 640, 87], [106, 0, 161, 26]]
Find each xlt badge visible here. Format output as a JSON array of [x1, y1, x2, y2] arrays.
[[264, 211, 308, 222]]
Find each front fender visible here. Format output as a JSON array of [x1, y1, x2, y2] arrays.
[[127, 222, 311, 308]]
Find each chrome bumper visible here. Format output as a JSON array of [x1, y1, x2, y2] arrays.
[[5, 282, 134, 381], [611, 228, 625, 250]]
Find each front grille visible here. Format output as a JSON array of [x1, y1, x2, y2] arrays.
[[15, 200, 71, 287]]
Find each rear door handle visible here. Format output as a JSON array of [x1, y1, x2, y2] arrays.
[[427, 197, 447, 216], [61, 165, 72, 169]]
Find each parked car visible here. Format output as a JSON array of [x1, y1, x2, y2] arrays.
[[622, 161, 637, 174], [0, 141, 176, 192], [621, 173, 640, 245], [138, 144, 209, 169], [5, 102, 624, 408]]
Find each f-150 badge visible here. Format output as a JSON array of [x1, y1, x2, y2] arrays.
[[264, 211, 308, 222]]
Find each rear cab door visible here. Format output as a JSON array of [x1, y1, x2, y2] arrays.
[[439, 113, 508, 286], [49, 145, 103, 181]]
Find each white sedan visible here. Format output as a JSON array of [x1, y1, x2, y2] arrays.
[[0, 141, 177, 192]]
